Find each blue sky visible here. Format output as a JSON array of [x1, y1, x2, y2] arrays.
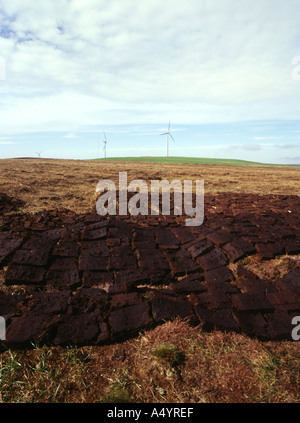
[[0, 0, 300, 164]]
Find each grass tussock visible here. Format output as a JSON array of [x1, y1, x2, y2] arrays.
[[0, 319, 299, 403], [152, 343, 185, 367]]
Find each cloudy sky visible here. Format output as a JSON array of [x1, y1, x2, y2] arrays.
[[0, 0, 300, 163]]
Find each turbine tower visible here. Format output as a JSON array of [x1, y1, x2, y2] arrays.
[[103, 131, 108, 159], [160, 121, 175, 157]]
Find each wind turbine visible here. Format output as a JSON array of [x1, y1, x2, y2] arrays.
[[103, 131, 108, 159], [36, 151, 43, 158], [160, 121, 175, 157]]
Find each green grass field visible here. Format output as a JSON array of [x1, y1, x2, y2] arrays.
[[93, 156, 289, 167]]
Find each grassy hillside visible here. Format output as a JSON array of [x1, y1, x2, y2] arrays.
[[93, 156, 284, 166]]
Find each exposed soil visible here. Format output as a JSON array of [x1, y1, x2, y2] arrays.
[[1, 189, 299, 348], [0, 193, 24, 214]]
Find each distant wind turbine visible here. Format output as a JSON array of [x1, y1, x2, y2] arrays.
[[36, 151, 43, 158], [103, 131, 108, 159], [160, 121, 175, 157]]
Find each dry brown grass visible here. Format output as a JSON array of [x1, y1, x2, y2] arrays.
[[0, 158, 299, 403], [0, 319, 299, 403], [0, 158, 299, 215], [229, 255, 300, 282]]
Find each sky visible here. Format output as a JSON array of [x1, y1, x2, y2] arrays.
[[0, 0, 300, 164]]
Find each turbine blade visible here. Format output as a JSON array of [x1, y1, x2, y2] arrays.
[[170, 133, 175, 142]]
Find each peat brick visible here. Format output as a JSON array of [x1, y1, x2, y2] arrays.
[[284, 239, 300, 255], [222, 239, 255, 263], [5, 264, 46, 285], [232, 311, 268, 339], [194, 304, 239, 332], [108, 222, 132, 240], [110, 292, 141, 310], [171, 227, 198, 245], [84, 214, 107, 224], [274, 270, 300, 300], [22, 230, 65, 249], [280, 269, 300, 290], [108, 255, 137, 271], [255, 243, 274, 260], [191, 289, 231, 311], [231, 293, 274, 313], [81, 240, 110, 256], [203, 266, 234, 285], [0, 236, 24, 261], [267, 242, 285, 256], [236, 267, 274, 295], [79, 255, 108, 271], [237, 277, 272, 295], [109, 302, 152, 336], [169, 274, 206, 294], [138, 251, 169, 275], [52, 240, 80, 258], [266, 291, 300, 312], [187, 239, 214, 260], [82, 271, 114, 288], [69, 288, 109, 315], [82, 227, 108, 241], [164, 249, 199, 277], [266, 311, 295, 340], [12, 248, 51, 267], [155, 228, 179, 250], [114, 269, 149, 285], [110, 244, 132, 257], [106, 238, 121, 247], [0, 291, 24, 320], [46, 258, 80, 289], [206, 230, 233, 246], [109, 281, 136, 295], [196, 248, 228, 272], [6, 291, 70, 346], [54, 314, 101, 345], [86, 220, 110, 230], [150, 292, 195, 322]]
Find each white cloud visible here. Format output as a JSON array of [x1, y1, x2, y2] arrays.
[[253, 136, 281, 141], [243, 143, 262, 151], [0, 0, 300, 133], [281, 156, 300, 163], [62, 132, 82, 139], [276, 143, 299, 149]]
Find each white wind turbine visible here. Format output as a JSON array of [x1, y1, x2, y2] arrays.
[[36, 151, 43, 158], [103, 131, 108, 159], [160, 121, 175, 157]]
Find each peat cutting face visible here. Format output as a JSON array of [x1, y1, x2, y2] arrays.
[[0, 192, 299, 348]]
